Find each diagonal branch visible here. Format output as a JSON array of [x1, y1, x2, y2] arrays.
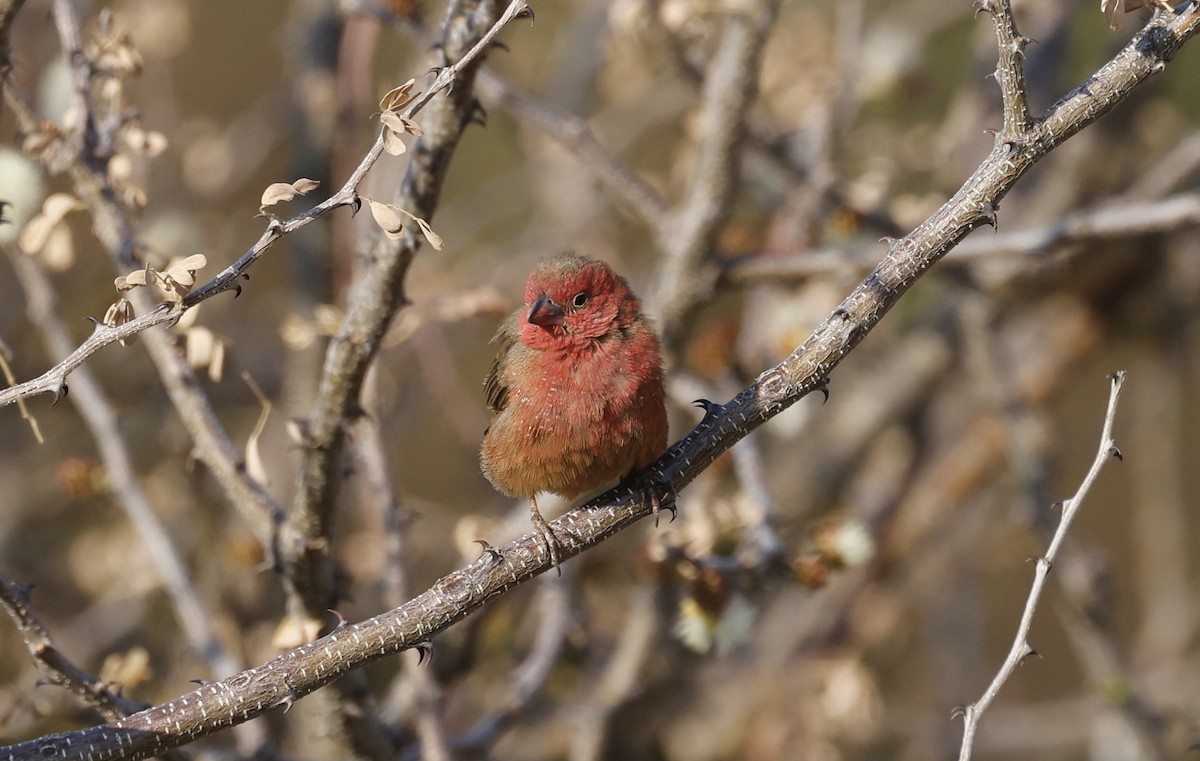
[[953, 372, 1127, 761]]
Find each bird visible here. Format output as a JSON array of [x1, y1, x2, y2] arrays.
[[481, 252, 669, 570]]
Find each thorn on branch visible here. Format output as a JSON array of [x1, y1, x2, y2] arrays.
[[473, 539, 504, 566], [979, 203, 999, 229], [414, 640, 433, 665], [515, 2, 535, 23], [327, 609, 349, 630], [815, 381, 830, 404], [691, 398, 722, 424], [51, 382, 69, 405], [1107, 443, 1123, 460], [951, 704, 971, 720], [490, 40, 510, 53]]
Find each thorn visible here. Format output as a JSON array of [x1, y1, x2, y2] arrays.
[[814, 381, 829, 404], [1108, 444, 1123, 461], [327, 609, 349, 630], [691, 398, 722, 424], [1050, 500, 1064, 511], [189, 679, 209, 686], [473, 539, 504, 565], [491, 40, 510, 53], [516, 2, 535, 23], [979, 202, 998, 229], [51, 382, 69, 406], [350, 195, 362, 216], [414, 640, 433, 665], [232, 283, 243, 298], [950, 704, 969, 720], [1021, 648, 1042, 663], [85, 315, 101, 328], [274, 694, 296, 713]]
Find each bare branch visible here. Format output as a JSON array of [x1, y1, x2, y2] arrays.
[[0, 575, 143, 722], [650, 0, 779, 350], [284, 0, 530, 613], [724, 192, 1200, 283], [954, 372, 1127, 760]]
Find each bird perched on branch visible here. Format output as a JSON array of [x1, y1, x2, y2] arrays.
[[481, 252, 668, 570]]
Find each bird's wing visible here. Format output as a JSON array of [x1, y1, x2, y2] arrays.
[[485, 314, 519, 414]]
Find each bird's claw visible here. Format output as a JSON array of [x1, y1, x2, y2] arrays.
[[529, 499, 563, 576]]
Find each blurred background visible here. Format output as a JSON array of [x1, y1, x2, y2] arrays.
[[1, 0, 1199, 759]]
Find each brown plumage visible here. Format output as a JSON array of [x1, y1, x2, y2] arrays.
[[481, 252, 668, 569]]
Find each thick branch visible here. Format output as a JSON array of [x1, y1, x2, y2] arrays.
[[283, 0, 527, 613]]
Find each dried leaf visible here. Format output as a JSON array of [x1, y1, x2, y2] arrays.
[[365, 197, 405, 240], [116, 265, 153, 291], [271, 615, 322, 650], [40, 224, 76, 272], [291, 177, 320, 194], [243, 373, 272, 486], [379, 110, 406, 133], [261, 182, 300, 207], [161, 254, 208, 294], [207, 339, 226, 383], [400, 116, 423, 137], [19, 193, 82, 254], [186, 326, 216, 370], [382, 128, 407, 156], [99, 647, 152, 691], [396, 207, 444, 250], [18, 214, 55, 254], [379, 78, 417, 111]]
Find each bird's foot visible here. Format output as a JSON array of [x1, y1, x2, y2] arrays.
[[623, 472, 677, 527], [529, 499, 563, 575]]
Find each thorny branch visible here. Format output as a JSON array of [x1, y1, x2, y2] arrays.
[[953, 372, 1127, 761], [1, 3, 1196, 760]]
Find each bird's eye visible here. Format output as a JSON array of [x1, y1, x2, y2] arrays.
[[571, 291, 588, 308]]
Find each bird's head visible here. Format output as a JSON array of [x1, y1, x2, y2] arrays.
[[520, 252, 640, 349]]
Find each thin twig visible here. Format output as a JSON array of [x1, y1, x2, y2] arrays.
[[954, 372, 1127, 761], [5, 250, 242, 678], [0, 1, 531, 409], [0, 575, 143, 721]]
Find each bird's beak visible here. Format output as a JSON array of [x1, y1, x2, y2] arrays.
[[528, 295, 565, 327]]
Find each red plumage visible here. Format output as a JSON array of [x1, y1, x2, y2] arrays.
[[481, 252, 668, 567]]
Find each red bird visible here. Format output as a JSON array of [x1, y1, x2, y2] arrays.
[[481, 252, 668, 569]]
